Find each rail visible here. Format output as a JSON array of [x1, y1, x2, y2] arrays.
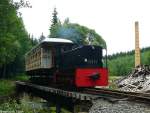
[[83, 88, 150, 103], [16, 81, 150, 104]]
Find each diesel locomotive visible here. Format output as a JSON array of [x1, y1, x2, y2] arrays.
[[25, 38, 108, 88]]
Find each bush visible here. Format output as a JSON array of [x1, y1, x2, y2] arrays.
[[0, 80, 15, 96]]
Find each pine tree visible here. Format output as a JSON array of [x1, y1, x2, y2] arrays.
[[52, 7, 58, 26], [39, 32, 46, 42], [49, 7, 59, 37]]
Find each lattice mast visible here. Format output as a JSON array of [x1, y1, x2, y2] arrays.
[[135, 21, 141, 67]]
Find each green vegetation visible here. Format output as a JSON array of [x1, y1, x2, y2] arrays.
[[0, 97, 47, 113], [108, 47, 150, 77], [0, 74, 29, 96], [0, 0, 37, 78], [11, 74, 29, 81], [108, 76, 121, 90], [0, 80, 15, 96], [49, 8, 106, 48], [0, 94, 71, 113]]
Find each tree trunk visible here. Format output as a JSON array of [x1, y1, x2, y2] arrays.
[[2, 64, 6, 78]]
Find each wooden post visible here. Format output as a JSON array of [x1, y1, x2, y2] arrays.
[[135, 21, 141, 67]]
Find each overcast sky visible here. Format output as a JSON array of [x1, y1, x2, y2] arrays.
[[19, 0, 150, 54]]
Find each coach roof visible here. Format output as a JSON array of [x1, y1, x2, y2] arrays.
[[25, 38, 73, 56], [42, 38, 73, 44]]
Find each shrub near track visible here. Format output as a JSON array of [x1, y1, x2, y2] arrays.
[[0, 79, 15, 96]]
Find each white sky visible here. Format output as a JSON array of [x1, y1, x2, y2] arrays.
[[18, 0, 150, 55]]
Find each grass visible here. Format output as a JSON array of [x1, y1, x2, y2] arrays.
[[108, 76, 122, 90], [10, 73, 29, 81], [21, 95, 71, 113], [0, 79, 15, 96], [0, 74, 29, 96], [0, 94, 71, 113]]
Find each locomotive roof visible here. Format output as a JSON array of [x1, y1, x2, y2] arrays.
[[25, 38, 73, 56]]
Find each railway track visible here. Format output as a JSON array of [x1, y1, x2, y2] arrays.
[[83, 88, 150, 104], [16, 81, 150, 105]]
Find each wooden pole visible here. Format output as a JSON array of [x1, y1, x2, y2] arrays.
[[135, 21, 141, 67]]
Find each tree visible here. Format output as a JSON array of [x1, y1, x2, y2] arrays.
[[49, 8, 106, 48], [49, 18, 106, 47], [49, 7, 58, 37], [51, 7, 58, 26], [143, 51, 150, 65], [0, 0, 35, 78], [39, 33, 46, 42]]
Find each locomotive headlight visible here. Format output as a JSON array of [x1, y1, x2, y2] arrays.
[[84, 58, 87, 62]]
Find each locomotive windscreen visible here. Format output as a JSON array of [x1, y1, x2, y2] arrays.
[[59, 45, 103, 69]]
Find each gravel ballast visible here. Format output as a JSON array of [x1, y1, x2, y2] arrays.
[[89, 99, 150, 113]]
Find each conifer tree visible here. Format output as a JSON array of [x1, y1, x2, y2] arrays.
[[49, 7, 59, 37], [51, 7, 58, 26], [39, 33, 46, 42]]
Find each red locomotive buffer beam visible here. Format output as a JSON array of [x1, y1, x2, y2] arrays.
[[76, 68, 108, 87]]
